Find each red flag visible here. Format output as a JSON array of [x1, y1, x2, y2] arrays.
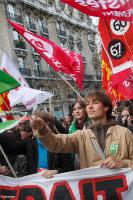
[[61, 0, 133, 21], [116, 74, 133, 99], [101, 48, 125, 104], [99, 17, 133, 87], [8, 20, 84, 90]]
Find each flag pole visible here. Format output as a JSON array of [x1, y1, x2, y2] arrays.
[[0, 95, 18, 178], [49, 97, 53, 115], [58, 73, 84, 101], [0, 145, 17, 178]]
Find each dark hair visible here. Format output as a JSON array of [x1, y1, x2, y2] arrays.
[[116, 101, 121, 107], [72, 99, 86, 110], [19, 123, 32, 133], [121, 100, 131, 108], [86, 90, 112, 120]]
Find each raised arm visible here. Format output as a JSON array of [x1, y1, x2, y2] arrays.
[[30, 114, 80, 154]]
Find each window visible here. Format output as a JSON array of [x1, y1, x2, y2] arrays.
[[13, 30, 19, 41], [39, 18, 48, 34], [18, 57, 25, 68], [34, 60, 41, 72], [8, 4, 15, 14], [56, 22, 65, 31], [39, 18, 47, 29], [26, 15, 36, 30]]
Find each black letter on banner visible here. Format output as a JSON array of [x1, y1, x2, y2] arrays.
[[19, 186, 46, 200], [96, 175, 128, 200], [79, 180, 94, 200], [50, 181, 76, 200]]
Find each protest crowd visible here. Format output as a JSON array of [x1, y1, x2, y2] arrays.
[[0, 0, 133, 199], [0, 91, 133, 178]]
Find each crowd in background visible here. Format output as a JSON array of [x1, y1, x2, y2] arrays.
[[0, 94, 133, 178]]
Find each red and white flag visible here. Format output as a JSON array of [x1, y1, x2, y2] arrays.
[[8, 19, 84, 90], [99, 17, 133, 87], [61, 0, 133, 21]]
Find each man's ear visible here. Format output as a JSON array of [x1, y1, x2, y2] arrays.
[[105, 106, 109, 112]]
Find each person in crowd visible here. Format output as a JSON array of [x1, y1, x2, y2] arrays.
[[19, 123, 33, 140], [121, 100, 131, 108], [68, 99, 89, 169], [117, 107, 133, 133], [69, 100, 89, 134], [114, 106, 124, 122], [0, 128, 27, 177], [30, 91, 133, 171], [0, 116, 74, 176], [64, 114, 72, 132], [60, 118, 68, 130]]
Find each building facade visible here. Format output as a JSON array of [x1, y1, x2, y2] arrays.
[[0, 0, 101, 118]]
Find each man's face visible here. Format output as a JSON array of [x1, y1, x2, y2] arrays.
[[20, 131, 31, 140], [86, 96, 108, 120]]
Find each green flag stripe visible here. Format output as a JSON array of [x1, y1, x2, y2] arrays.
[[0, 70, 20, 94], [0, 120, 20, 133]]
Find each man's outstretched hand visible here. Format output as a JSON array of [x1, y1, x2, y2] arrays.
[[30, 115, 46, 131]]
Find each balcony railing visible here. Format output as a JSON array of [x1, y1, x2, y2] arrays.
[[7, 12, 23, 24], [34, 70, 46, 78], [32, 70, 59, 79], [14, 40, 26, 49], [19, 68, 32, 76]]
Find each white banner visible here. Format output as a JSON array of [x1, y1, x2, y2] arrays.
[[0, 167, 133, 200]]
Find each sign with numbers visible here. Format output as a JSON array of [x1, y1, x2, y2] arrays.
[[108, 39, 126, 59], [99, 18, 133, 87], [110, 20, 130, 35]]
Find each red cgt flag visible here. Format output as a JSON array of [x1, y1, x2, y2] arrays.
[[8, 19, 84, 90], [61, 0, 133, 21]]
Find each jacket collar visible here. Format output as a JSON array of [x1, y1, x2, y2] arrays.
[[88, 125, 118, 140], [106, 125, 118, 140]]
